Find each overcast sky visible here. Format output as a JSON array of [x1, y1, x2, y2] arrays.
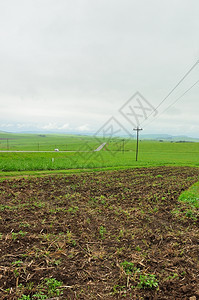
[[0, 0, 198, 137]]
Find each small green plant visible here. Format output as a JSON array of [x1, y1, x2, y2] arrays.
[[99, 226, 106, 239], [19, 278, 64, 299], [12, 260, 23, 267], [13, 268, 20, 278], [181, 271, 186, 276], [118, 229, 124, 239], [138, 274, 158, 289], [166, 272, 179, 281], [112, 284, 126, 295], [116, 247, 125, 255], [19, 230, 27, 236], [50, 259, 62, 266], [25, 282, 34, 291], [19, 222, 31, 228], [45, 277, 63, 297], [32, 292, 47, 299], [67, 206, 79, 214], [120, 261, 136, 275], [33, 201, 46, 208], [18, 295, 31, 300], [12, 232, 18, 240], [135, 246, 141, 252], [66, 230, 77, 245], [12, 231, 27, 240], [100, 195, 106, 205], [90, 197, 98, 203], [71, 240, 77, 246], [0, 204, 11, 211], [185, 209, 196, 220]]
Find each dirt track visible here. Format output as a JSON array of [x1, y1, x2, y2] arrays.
[[0, 166, 199, 299]]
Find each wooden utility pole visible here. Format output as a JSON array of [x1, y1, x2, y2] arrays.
[[133, 127, 143, 161]]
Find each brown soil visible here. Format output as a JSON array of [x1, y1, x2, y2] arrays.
[[0, 166, 199, 299]]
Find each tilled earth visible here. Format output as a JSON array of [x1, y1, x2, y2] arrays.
[[0, 166, 199, 299]]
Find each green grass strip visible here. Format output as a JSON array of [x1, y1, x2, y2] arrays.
[[0, 165, 161, 181], [178, 181, 199, 209]]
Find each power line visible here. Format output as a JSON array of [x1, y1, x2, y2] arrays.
[[143, 79, 199, 128], [140, 59, 199, 125]]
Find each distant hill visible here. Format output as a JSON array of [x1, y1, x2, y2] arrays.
[[0, 131, 198, 142], [140, 134, 199, 142]]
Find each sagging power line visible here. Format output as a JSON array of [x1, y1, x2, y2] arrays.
[[143, 78, 199, 128], [140, 58, 199, 126]]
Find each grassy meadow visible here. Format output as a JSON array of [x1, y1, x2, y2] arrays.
[[0, 132, 99, 151], [0, 132, 198, 174]]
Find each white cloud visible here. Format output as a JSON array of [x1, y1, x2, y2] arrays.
[[41, 122, 69, 131], [17, 123, 30, 128], [0, 123, 13, 128], [58, 123, 69, 130], [77, 124, 90, 132], [41, 123, 58, 130]]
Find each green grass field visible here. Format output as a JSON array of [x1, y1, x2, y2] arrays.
[[0, 132, 99, 151], [0, 132, 198, 175]]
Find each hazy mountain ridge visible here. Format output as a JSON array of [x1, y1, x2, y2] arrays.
[[0, 131, 198, 142], [140, 134, 199, 142]]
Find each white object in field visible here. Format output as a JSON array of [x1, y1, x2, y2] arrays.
[[94, 142, 106, 152], [52, 158, 54, 163], [54, 148, 59, 152]]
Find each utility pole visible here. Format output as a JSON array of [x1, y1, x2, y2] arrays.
[[122, 139, 125, 154], [133, 127, 143, 161]]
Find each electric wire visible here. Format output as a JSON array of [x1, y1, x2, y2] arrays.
[[143, 79, 199, 128], [140, 59, 199, 126]]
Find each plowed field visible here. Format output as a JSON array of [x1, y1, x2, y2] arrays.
[[0, 166, 199, 299]]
